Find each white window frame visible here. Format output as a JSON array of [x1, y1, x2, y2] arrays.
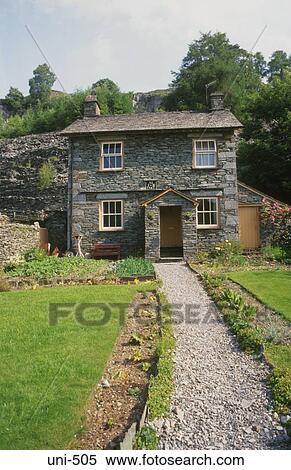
[[196, 197, 219, 228], [193, 140, 217, 169], [100, 200, 124, 231], [100, 142, 123, 171]]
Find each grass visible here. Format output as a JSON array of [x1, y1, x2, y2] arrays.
[[4, 257, 107, 279], [110, 257, 154, 278], [0, 284, 142, 449], [227, 271, 291, 322], [265, 345, 291, 414], [265, 345, 291, 370]]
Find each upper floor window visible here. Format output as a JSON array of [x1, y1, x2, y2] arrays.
[[197, 197, 218, 228], [193, 140, 217, 168], [101, 142, 123, 171], [100, 200, 123, 231]]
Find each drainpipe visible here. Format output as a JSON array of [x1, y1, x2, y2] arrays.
[[67, 140, 73, 250]]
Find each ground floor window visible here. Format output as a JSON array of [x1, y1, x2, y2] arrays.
[[197, 197, 218, 228], [100, 200, 123, 230]]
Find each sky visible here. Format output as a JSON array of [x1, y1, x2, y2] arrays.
[[0, 0, 290, 97]]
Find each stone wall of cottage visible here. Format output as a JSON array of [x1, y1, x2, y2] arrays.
[[0, 133, 69, 250], [238, 183, 263, 205], [0, 215, 40, 266], [71, 130, 239, 256]]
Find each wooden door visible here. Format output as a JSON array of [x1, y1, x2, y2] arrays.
[[160, 206, 183, 247], [239, 205, 260, 249]]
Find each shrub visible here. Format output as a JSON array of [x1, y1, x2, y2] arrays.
[[4, 256, 106, 279], [261, 245, 286, 262], [24, 247, 48, 262], [110, 257, 154, 277], [148, 295, 175, 420], [134, 426, 159, 450], [37, 158, 56, 190], [236, 326, 264, 354], [213, 240, 242, 261], [269, 368, 291, 414], [261, 199, 291, 254]]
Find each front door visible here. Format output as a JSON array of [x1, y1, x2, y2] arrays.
[[160, 206, 183, 255]]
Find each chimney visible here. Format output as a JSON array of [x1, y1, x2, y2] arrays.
[[84, 95, 101, 118], [209, 92, 224, 111]]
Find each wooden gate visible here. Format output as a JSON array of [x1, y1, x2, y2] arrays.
[[239, 205, 261, 249]]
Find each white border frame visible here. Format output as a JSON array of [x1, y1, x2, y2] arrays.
[[100, 142, 124, 172], [196, 197, 219, 229], [99, 200, 124, 231], [193, 139, 217, 169]]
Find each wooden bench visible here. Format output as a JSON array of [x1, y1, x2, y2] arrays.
[[91, 243, 121, 260]]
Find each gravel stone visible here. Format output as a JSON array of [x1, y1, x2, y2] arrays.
[[153, 262, 289, 450]]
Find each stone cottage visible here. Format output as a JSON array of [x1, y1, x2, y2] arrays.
[[62, 93, 244, 260]]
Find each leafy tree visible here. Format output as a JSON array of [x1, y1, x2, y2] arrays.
[[267, 50, 291, 81], [29, 64, 56, 107], [163, 32, 265, 116], [238, 73, 291, 203], [92, 78, 133, 114], [4, 87, 26, 115]]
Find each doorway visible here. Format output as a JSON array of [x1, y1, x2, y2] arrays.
[[160, 206, 183, 258], [239, 205, 261, 249]]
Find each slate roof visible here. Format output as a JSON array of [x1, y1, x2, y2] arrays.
[[61, 110, 242, 135]]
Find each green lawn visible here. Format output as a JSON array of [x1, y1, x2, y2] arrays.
[[265, 344, 291, 370], [228, 271, 291, 321], [0, 284, 141, 449]]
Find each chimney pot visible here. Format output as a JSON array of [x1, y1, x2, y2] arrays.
[[209, 92, 224, 111], [84, 95, 101, 117]]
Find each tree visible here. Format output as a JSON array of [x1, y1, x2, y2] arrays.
[[267, 50, 291, 81], [92, 78, 133, 114], [238, 73, 291, 203], [4, 87, 26, 115], [163, 32, 265, 116], [29, 64, 56, 107]]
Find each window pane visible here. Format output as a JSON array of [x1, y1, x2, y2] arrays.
[[116, 215, 122, 227], [198, 213, 203, 225], [109, 143, 115, 154], [210, 199, 217, 211], [109, 215, 115, 227], [104, 156, 110, 168], [196, 153, 203, 166], [116, 156, 122, 168], [103, 144, 109, 154], [204, 212, 210, 225], [209, 141, 215, 149], [195, 141, 202, 150], [115, 143, 121, 154], [103, 215, 109, 227], [204, 199, 210, 211], [202, 141, 209, 150], [208, 153, 215, 165], [211, 212, 217, 225], [198, 200, 203, 211], [116, 201, 122, 213], [103, 202, 109, 213], [109, 201, 115, 213]]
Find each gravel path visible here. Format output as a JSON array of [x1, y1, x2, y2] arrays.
[[154, 262, 288, 450]]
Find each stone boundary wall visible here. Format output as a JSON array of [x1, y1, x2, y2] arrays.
[[0, 132, 69, 251], [0, 215, 40, 266]]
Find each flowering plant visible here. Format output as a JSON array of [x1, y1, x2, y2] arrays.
[[261, 198, 291, 253]]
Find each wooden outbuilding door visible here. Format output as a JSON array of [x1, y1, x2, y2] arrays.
[[239, 205, 261, 249]]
